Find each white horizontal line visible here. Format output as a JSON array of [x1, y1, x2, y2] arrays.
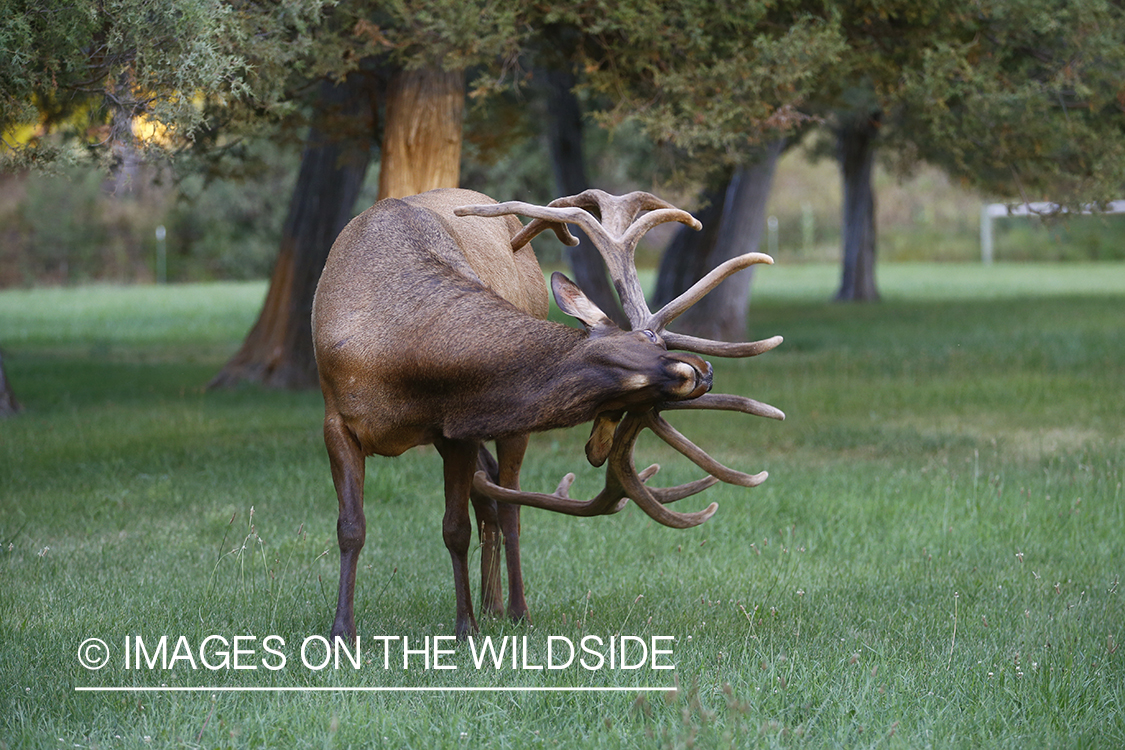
[[76, 686, 671, 693]]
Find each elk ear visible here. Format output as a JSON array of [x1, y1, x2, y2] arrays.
[[551, 272, 615, 334]]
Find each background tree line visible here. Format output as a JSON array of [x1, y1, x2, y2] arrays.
[[2, 0, 1123, 392]]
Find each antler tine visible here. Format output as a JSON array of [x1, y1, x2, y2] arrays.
[[471, 411, 641, 518], [606, 413, 720, 526], [647, 252, 774, 332], [455, 201, 616, 256], [509, 217, 579, 251], [471, 470, 627, 517], [643, 412, 769, 487], [618, 464, 719, 528], [622, 208, 702, 250], [662, 333, 784, 359], [660, 392, 786, 421]]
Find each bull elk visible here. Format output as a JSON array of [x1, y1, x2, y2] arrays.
[[312, 188, 783, 640]]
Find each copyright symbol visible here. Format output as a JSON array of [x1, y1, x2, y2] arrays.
[[78, 638, 110, 670]]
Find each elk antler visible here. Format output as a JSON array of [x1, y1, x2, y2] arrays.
[[456, 190, 701, 327], [457, 191, 784, 529], [472, 410, 723, 528]]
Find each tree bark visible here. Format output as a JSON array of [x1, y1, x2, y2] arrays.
[[377, 67, 464, 200], [209, 72, 378, 389], [653, 140, 784, 341], [835, 111, 881, 302], [0, 350, 21, 416], [653, 176, 729, 310], [541, 66, 626, 326]]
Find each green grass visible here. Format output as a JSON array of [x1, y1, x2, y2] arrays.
[[2, 263, 1123, 748]]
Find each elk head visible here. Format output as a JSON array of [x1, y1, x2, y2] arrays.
[[454, 189, 784, 529]]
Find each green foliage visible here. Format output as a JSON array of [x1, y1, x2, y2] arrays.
[[543, 0, 1124, 203], [893, 0, 1125, 203], [2, 268, 1124, 746], [19, 165, 107, 278], [551, 1, 846, 173], [0, 0, 99, 133], [166, 140, 301, 280], [0, 0, 536, 169], [375, 0, 527, 72], [0, 0, 327, 167], [991, 215, 1125, 262]]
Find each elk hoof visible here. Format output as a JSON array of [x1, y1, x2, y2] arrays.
[[454, 615, 479, 641], [331, 617, 356, 642]]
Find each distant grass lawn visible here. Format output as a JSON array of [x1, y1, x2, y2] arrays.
[[2, 262, 1123, 748]]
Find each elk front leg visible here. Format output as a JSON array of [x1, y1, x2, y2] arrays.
[[436, 437, 479, 639], [325, 414, 366, 641], [471, 447, 504, 618], [496, 435, 530, 623]]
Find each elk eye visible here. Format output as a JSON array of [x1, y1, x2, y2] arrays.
[[642, 330, 659, 344]]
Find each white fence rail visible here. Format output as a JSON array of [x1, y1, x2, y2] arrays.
[[980, 200, 1125, 264]]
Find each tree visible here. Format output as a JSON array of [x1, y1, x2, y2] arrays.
[[0, 0, 323, 166], [2, 1, 527, 389], [834, 110, 881, 301], [653, 140, 785, 340], [538, 55, 626, 325], [0, 0, 324, 396], [893, 0, 1125, 205], [210, 1, 528, 388], [571, 0, 1124, 313], [568, 1, 844, 337], [208, 72, 377, 389], [377, 67, 465, 200], [821, 0, 1125, 300], [782, 3, 969, 303]]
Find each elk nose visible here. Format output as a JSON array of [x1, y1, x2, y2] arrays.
[[694, 359, 713, 397], [670, 354, 711, 400]]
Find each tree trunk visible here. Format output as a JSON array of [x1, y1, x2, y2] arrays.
[[835, 111, 881, 302], [209, 72, 377, 389], [653, 176, 730, 310], [377, 67, 464, 200], [0, 350, 21, 416], [653, 140, 784, 341], [541, 66, 626, 326]]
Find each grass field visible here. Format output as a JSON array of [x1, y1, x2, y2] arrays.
[[2, 263, 1123, 748]]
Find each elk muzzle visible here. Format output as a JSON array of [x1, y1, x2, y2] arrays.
[[664, 352, 712, 401]]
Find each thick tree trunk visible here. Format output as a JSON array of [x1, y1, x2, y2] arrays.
[[541, 67, 626, 326], [653, 177, 729, 310], [653, 140, 784, 342], [377, 67, 464, 200], [835, 111, 881, 302], [209, 72, 377, 389], [0, 350, 21, 416]]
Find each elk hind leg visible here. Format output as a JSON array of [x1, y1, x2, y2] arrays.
[[436, 437, 479, 639], [496, 435, 530, 623], [325, 414, 366, 641], [471, 446, 504, 618]]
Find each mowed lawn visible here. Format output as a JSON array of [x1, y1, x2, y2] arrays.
[[1, 262, 1123, 748]]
